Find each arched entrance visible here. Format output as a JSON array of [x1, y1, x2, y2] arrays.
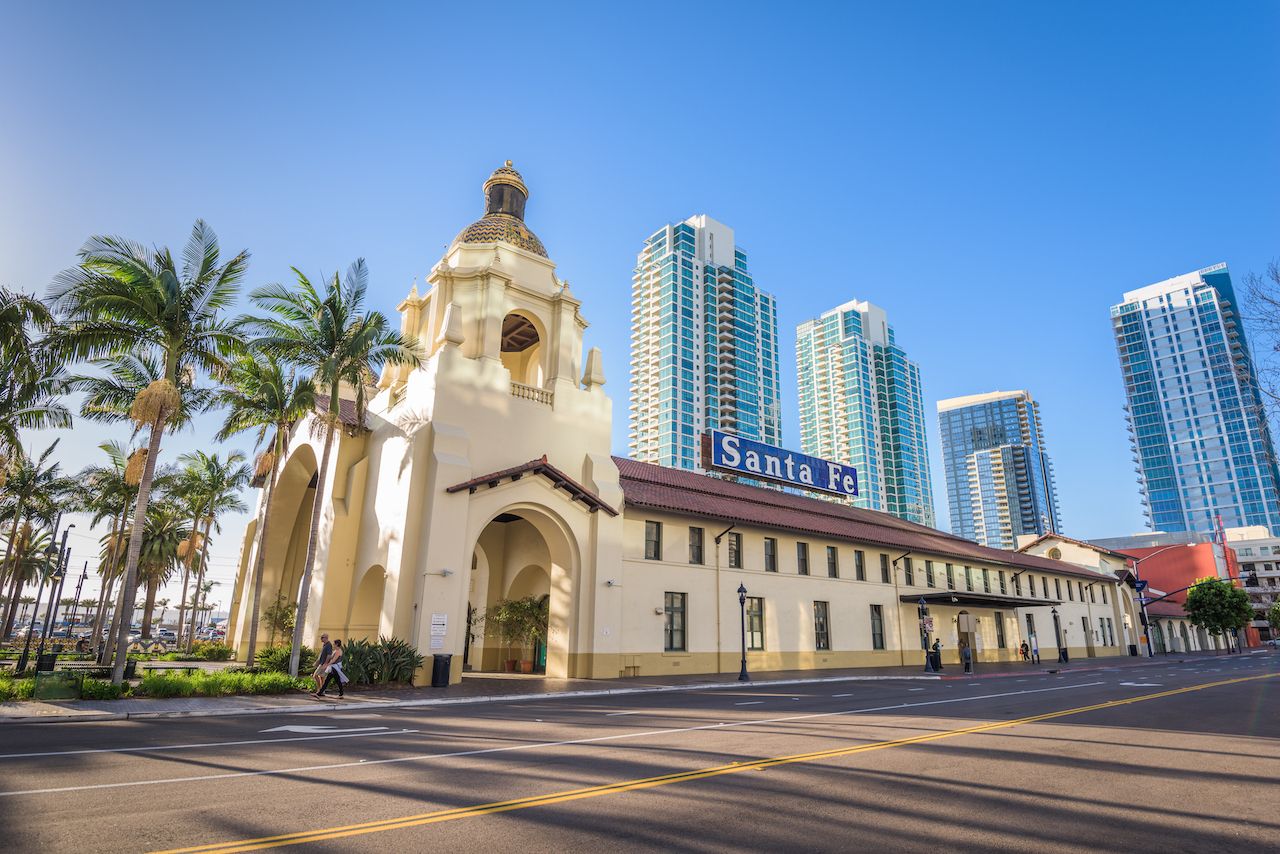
[[500, 312, 546, 387], [467, 506, 576, 677], [346, 566, 385, 641]]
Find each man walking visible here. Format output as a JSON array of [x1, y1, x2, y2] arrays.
[[312, 633, 332, 694]]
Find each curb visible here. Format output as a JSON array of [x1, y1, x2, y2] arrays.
[[0, 673, 941, 725]]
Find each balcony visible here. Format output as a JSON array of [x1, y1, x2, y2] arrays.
[[510, 381, 553, 406]]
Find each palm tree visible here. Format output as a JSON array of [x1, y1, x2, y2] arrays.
[[51, 220, 247, 684], [248, 259, 419, 674], [215, 351, 315, 664], [18, 595, 36, 623], [0, 286, 71, 464], [176, 451, 249, 649], [156, 597, 170, 627], [0, 442, 71, 637]]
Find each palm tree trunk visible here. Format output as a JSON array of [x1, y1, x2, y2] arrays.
[[245, 449, 281, 666], [187, 515, 215, 649], [175, 513, 200, 649], [288, 419, 335, 677], [111, 417, 165, 686], [140, 578, 159, 637], [0, 508, 27, 637], [103, 571, 128, 663], [91, 574, 115, 657]]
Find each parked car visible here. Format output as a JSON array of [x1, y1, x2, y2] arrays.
[[157, 628, 178, 643]]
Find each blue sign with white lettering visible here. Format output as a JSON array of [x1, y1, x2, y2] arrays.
[[707, 430, 858, 497], [1134, 580, 1149, 592]]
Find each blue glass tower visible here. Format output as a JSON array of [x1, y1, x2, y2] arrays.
[[796, 300, 935, 527], [937, 390, 1061, 548], [629, 215, 781, 470], [1112, 264, 1280, 533]]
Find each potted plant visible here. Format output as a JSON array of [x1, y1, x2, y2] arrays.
[[483, 596, 548, 673]]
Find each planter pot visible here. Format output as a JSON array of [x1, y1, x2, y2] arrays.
[[503, 659, 517, 673], [519, 660, 534, 674]]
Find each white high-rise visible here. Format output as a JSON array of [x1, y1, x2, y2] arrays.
[[629, 215, 781, 470]]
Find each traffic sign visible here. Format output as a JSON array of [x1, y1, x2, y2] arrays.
[[1134, 580, 1149, 592]]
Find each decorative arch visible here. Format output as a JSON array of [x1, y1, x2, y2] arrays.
[[500, 309, 547, 387], [346, 565, 386, 641]]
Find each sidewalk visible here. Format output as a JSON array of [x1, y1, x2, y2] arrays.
[[1, 649, 1267, 725]]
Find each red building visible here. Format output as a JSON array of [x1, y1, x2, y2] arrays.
[[1122, 542, 1258, 647]]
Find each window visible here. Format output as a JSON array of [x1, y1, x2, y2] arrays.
[[1088, 584, 1096, 603], [826, 546, 839, 578], [965, 567, 974, 592], [998, 571, 1006, 595], [1055, 578, 1063, 599], [994, 611, 1007, 648], [855, 550, 866, 581], [746, 597, 764, 650], [1013, 574, 1021, 596], [982, 569, 991, 593], [1102, 586, 1109, 605], [946, 564, 955, 589], [688, 527, 704, 565], [644, 521, 662, 561], [764, 538, 778, 572], [664, 592, 686, 651], [728, 533, 742, 568], [813, 601, 830, 650], [870, 604, 885, 650], [903, 557, 914, 586], [1042, 577, 1050, 598], [797, 542, 810, 576], [1025, 613, 1037, 644], [880, 554, 891, 583], [925, 560, 935, 588], [1078, 582, 1085, 601]]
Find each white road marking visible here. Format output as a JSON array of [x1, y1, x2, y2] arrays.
[[1119, 682, 1162, 687], [605, 710, 642, 716], [0, 680, 1107, 798], [832, 693, 853, 698], [261, 725, 388, 734], [734, 701, 764, 706], [0, 728, 419, 761], [908, 688, 925, 692]]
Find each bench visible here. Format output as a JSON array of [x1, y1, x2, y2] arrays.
[[140, 662, 201, 676]]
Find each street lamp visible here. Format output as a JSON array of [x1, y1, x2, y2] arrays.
[[1051, 606, 1066, 664], [1128, 544, 1193, 658], [737, 583, 749, 682]]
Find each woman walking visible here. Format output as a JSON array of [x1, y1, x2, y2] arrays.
[[315, 638, 348, 699]]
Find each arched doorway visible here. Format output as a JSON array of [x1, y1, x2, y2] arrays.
[[500, 312, 546, 387], [346, 566, 385, 641], [468, 506, 575, 677]]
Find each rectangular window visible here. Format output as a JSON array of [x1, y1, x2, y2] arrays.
[[855, 550, 866, 581], [663, 592, 686, 652], [688, 527, 704, 565], [644, 521, 662, 561], [965, 567, 974, 592], [728, 533, 742, 568], [1067, 581, 1075, 601], [1055, 578, 1063, 599], [746, 597, 764, 650], [1102, 586, 1109, 605], [880, 554, 891, 584], [1043, 577, 1050, 599], [946, 564, 955, 589], [995, 611, 1007, 648], [1088, 584, 1096, 603], [925, 560, 935, 588], [826, 546, 839, 578], [982, 569, 991, 593], [797, 542, 810, 576], [764, 538, 778, 572], [998, 571, 1007, 595], [870, 604, 885, 650], [1078, 581, 1085, 601], [813, 601, 830, 651], [903, 557, 914, 586], [1013, 574, 1021, 596], [1025, 613, 1037, 644]]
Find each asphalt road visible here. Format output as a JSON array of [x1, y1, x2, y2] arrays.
[[0, 654, 1276, 853]]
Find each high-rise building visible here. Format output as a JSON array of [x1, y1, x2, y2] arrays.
[[1111, 263, 1280, 534], [796, 299, 935, 527], [937, 390, 1061, 549], [629, 215, 781, 470]]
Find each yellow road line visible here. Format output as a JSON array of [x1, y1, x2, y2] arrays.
[[153, 673, 1278, 854]]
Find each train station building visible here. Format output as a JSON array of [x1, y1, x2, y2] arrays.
[[225, 163, 1133, 683]]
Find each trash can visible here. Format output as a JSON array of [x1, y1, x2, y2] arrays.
[[36, 652, 57, 672], [430, 653, 453, 688]]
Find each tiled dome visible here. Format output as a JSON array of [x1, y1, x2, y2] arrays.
[[451, 161, 548, 258]]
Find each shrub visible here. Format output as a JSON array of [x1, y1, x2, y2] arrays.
[[255, 644, 316, 675], [191, 642, 234, 661], [80, 678, 128, 700], [340, 636, 423, 685], [0, 677, 35, 702], [139, 670, 308, 698]]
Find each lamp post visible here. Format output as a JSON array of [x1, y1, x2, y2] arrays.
[[66, 561, 87, 642], [15, 541, 59, 673], [737, 583, 749, 682], [1051, 606, 1066, 663], [1128, 544, 1192, 658]]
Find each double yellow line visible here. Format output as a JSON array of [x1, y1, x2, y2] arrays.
[[156, 673, 1277, 853]]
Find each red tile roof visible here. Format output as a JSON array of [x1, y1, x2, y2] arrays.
[[447, 456, 619, 516], [614, 457, 1111, 582]]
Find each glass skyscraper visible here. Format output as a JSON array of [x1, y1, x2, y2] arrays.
[[796, 299, 935, 527], [937, 390, 1061, 549], [1112, 263, 1280, 534], [629, 215, 781, 470]]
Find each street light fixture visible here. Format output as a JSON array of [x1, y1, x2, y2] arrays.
[[737, 583, 749, 683]]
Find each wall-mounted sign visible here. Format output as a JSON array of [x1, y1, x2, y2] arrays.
[[705, 429, 858, 497]]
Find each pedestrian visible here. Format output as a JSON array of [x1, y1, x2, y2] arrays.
[[312, 633, 332, 694], [1020, 641, 1030, 662], [931, 639, 943, 671], [960, 640, 973, 674], [316, 639, 348, 699]]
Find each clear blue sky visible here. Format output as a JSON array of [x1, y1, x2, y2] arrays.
[[3, 3, 1278, 603]]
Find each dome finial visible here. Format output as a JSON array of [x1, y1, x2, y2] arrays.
[[505, 159, 513, 167]]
